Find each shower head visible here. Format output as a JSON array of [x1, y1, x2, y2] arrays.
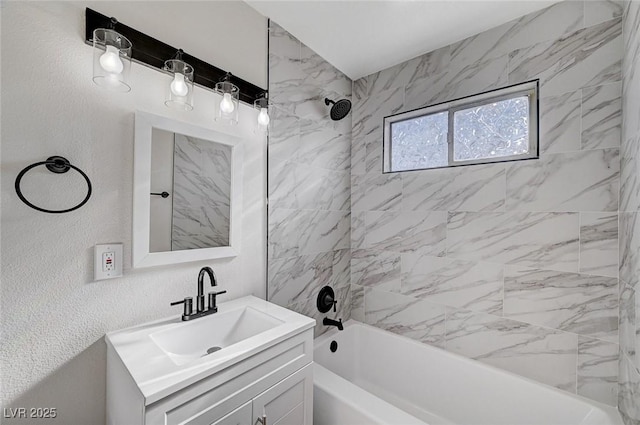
[[324, 98, 351, 121]]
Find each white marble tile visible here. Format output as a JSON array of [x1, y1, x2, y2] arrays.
[[296, 166, 351, 211], [445, 308, 578, 392], [268, 155, 299, 210], [353, 86, 404, 175], [580, 212, 619, 277], [447, 211, 580, 272], [269, 21, 300, 62], [577, 336, 619, 406], [509, 18, 622, 97], [365, 288, 446, 348], [268, 23, 304, 114], [268, 209, 350, 260], [539, 90, 582, 154], [449, 1, 584, 69], [619, 282, 637, 366], [368, 46, 450, 94], [351, 249, 401, 291], [332, 249, 351, 289], [582, 82, 622, 150], [351, 100, 367, 176], [351, 284, 365, 322], [300, 43, 351, 98], [351, 212, 365, 250], [365, 137, 384, 175], [404, 54, 508, 111], [401, 164, 505, 212], [267, 249, 350, 307], [506, 148, 620, 212], [620, 133, 640, 212], [268, 251, 335, 306], [351, 173, 402, 212], [297, 118, 351, 172], [351, 87, 404, 175], [267, 107, 300, 162], [618, 353, 640, 424], [401, 254, 503, 314], [622, 1, 640, 138], [585, 0, 624, 27], [364, 211, 447, 256], [353, 78, 367, 102], [504, 265, 618, 342], [620, 212, 640, 288]]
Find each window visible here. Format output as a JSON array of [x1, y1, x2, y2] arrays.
[[383, 80, 538, 173]]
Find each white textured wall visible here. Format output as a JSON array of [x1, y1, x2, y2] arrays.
[[0, 2, 267, 424]]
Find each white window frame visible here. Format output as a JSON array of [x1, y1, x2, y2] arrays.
[[383, 80, 539, 173]]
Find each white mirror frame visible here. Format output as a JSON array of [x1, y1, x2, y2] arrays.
[[133, 111, 243, 268]]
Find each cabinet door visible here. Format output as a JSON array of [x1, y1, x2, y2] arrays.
[[252, 364, 312, 425], [210, 401, 252, 425]]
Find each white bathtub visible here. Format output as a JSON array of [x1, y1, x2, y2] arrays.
[[313, 321, 623, 425]]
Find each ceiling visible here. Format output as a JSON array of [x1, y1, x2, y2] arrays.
[[246, 0, 563, 80]]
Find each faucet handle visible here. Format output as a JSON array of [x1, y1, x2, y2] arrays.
[[208, 290, 227, 311], [170, 297, 193, 317]]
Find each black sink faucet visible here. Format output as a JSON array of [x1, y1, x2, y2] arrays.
[[171, 267, 226, 321], [197, 267, 216, 312]]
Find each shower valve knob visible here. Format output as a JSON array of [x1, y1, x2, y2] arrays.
[[317, 286, 337, 313]]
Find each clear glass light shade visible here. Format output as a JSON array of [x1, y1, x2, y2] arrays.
[[92, 29, 132, 92], [164, 59, 194, 111], [254, 97, 270, 132], [214, 81, 239, 125]]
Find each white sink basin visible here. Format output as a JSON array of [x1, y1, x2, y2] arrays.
[[150, 307, 284, 365], [105, 296, 315, 404]]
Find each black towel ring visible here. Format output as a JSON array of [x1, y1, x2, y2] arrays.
[[15, 156, 92, 214]]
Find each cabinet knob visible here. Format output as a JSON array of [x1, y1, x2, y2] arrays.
[[256, 414, 267, 425]]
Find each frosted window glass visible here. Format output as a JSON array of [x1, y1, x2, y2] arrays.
[[390, 111, 448, 171], [453, 97, 529, 161]]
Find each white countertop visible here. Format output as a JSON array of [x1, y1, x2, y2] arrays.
[[105, 295, 315, 404]]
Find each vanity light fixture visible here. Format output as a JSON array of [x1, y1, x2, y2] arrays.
[[164, 49, 194, 111], [85, 8, 267, 119], [254, 92, 270, 132], [215, 72, 240, 125], [91, 18, 132, 92]]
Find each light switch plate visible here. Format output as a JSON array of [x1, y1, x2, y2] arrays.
[[94, 243, 123, 280]]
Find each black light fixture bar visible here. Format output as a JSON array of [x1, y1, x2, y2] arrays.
[[85, 7, 266, 105]]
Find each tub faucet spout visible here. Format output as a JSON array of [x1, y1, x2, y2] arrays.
[[323, 317, 343, 331]]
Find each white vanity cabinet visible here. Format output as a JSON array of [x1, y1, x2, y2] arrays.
[[105, 296, 315, 425], [213, 365, 312, 425]]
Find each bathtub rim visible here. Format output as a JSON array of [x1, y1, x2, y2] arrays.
[[314, 319, 623, 423]]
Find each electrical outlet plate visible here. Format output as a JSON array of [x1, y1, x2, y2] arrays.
[[94, 243, 123, 281]]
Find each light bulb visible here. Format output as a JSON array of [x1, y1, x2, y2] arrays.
[[257, 107, 270, 126], [170, 73, 189, 97], [99, 45, 124, 74], [220, 92, 235, 114]]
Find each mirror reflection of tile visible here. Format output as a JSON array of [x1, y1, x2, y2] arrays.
[[172, 134, 232, 250]]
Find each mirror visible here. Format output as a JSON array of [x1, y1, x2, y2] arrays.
[[133, 111, 243, 268]]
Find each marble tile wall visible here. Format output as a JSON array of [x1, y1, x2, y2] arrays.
[[172, 135, 231, 250], [619, 1, 640, 423], [268, 22, 352, 337], [352, 1, 623, 407]]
